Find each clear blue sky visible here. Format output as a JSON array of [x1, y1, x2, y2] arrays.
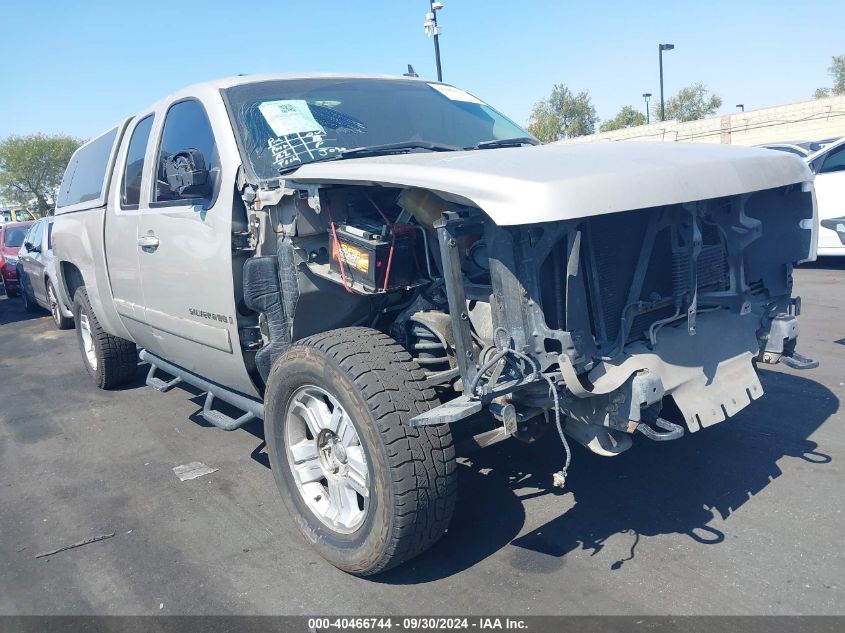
[[1, 0, 843, 139]]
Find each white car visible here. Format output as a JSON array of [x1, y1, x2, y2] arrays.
[[807, 137, 845, 255], [756, 141, 819, 158]]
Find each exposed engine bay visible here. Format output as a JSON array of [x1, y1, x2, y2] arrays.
[[235, 175, 817, 481]]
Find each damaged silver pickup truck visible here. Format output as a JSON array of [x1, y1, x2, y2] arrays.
[[53, 74, 818, 575]]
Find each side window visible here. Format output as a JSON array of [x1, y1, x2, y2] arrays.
[[22, 223, 36, 246], [121, 115, 154, 208], [153, 99, 219, 204], [819, 145, 845, 174], [56, 127, 118, 208], [29, 221, 44, 250]]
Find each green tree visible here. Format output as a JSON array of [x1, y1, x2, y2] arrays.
[[0, 133, 82, 214], [527, 84, 597, 142], [599, 105, 647, 133], [813, 54, 845, 98], [832, 55, 845, 94], [655, 82, 723, 122]]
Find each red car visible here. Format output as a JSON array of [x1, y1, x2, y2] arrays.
[[1, 220, 35, 296]]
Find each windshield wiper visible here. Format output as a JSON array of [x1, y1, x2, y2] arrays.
[[470, 137, 539, 150], [277, 141, 462, 176], [337, 141, 463, 159]]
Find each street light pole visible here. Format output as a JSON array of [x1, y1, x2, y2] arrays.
[[423, 1, 444, 82], [643, 93, 652, 124], [736, 103, 745, 112], [658, 43, 674, 121]]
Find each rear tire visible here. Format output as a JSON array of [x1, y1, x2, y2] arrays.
[[20, 283, 36, 312], [5, 283, 18, 298], [47, 280, 73, 329], [72, 288, 137, 389], [264, 327, 456, 576]]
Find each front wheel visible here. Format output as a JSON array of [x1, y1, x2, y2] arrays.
[[264, 327, 457, 576]]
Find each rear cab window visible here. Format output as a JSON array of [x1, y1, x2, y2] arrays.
[[55, 120, 130, 214]]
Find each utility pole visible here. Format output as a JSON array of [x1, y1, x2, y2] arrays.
[[658, 43, 674, 121], [423, 1, 444, 82]]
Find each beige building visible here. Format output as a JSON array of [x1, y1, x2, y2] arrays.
[[562, 94, 845, 146]]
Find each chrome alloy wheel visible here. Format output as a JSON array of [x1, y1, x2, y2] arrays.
[[284, 385, 370, 533], [79, 313, 97, 371], [48, 285, 60, 325]]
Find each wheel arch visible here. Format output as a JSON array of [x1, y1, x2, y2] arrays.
[[45, 271, 74, 319], [59, 261, 85, 305]]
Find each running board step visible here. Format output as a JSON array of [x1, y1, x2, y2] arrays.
[[138, 349, 264, 431], [201, 393, 257, 431], [145, 364, 182, 392]]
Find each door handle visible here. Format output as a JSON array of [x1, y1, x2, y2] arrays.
[[138, 235, 160, 250]]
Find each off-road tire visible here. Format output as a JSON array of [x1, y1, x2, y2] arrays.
[[73, 287, 137, 389], [48, 280, 73, 329], [264, 327, 457, 576]]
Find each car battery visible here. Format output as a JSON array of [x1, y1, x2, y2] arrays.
[[330, 220, 415, 291]]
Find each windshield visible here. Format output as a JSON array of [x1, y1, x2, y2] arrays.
[[4, 226, 28, 248], [224, 78, 530, 180]]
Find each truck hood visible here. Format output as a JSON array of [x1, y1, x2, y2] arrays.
[[288, 142, 813, 225]]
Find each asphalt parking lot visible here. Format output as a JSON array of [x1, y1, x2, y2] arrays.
[[0, 262, 843, 616]]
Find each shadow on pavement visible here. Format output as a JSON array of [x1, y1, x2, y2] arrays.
[[121, 342, 837, 585], [798, 256, 845, 270], [0, 294, 46, 326], [377, 368, 836, 584]]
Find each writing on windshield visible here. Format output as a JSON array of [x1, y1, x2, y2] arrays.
[[225, 78, 528, 179]]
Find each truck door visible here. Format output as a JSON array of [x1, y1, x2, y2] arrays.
[[107, 114, 156, 347], [136, 98, 256, 396]]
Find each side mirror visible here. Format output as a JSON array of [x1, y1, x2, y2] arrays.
[[24, 241, 39, 253], [164, 148, 211, 198]]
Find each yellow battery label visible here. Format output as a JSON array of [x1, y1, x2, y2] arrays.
[[333, 240, 370, 273]]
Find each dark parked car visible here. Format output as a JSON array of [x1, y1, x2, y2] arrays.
[[0, 220, 34, 296], [17, 216, 74, 328], [756, 141, 823, 158]]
